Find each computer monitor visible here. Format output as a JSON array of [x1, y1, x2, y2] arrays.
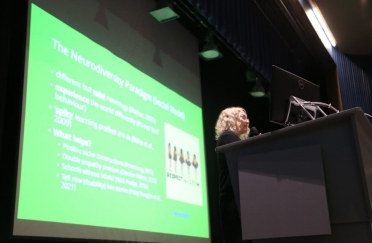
[[270, 65, 320, 126]]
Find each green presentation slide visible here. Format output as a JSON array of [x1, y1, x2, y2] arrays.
[[18, 3, 208, 238]]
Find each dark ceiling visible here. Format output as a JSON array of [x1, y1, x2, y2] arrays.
[[314, 0, 372, 55]]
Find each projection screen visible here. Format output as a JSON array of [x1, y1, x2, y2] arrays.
[[13, 1, 209, 243]]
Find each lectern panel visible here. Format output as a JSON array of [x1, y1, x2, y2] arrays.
[[238, 145, 331, 240]]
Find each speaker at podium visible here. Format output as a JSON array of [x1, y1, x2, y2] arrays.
[[216, 107, 372, 242]]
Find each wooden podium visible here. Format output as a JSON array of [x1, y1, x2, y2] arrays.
[[216, 107, 372, 242]]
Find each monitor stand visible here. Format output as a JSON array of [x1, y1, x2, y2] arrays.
[[284, 95, 339, 126]]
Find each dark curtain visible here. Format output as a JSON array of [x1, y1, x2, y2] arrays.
[[187, 0, 322, 82], [331, 47, 372, 123]]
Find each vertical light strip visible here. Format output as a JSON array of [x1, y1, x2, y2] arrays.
[[312, 7, 336, 47], [300, 0, 337, 49], [305, 9, 332, 49]]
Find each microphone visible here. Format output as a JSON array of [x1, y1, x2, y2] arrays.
[[248, 127, 259, 137]]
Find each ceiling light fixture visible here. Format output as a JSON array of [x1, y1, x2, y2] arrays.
[[149, 0, 180, 23], [249, 78, 266, 98], [198, 33, 223, 61]]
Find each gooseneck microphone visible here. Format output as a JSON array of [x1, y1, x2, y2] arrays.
[[248, 127, 259, 137]]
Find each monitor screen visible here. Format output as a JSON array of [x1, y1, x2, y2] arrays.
[[270, 66, 320, 126]]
